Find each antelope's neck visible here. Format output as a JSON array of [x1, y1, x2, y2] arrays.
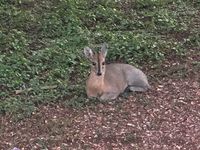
[[87, 71, 105, 93], [89, 71, 104, 85], [86, 70, 105, 97]]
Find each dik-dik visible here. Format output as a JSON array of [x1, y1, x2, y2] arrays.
[[84, 44, 150, 100]]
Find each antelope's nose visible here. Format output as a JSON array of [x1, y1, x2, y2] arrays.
[[97, 72, 102, 76]]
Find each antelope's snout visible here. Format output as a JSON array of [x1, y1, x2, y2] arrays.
[[97, 72, 102, 76]]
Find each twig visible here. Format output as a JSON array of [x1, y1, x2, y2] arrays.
[[15, 85, 57, 94]]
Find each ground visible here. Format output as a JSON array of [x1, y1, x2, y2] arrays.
[[0, 49, 199, 150]]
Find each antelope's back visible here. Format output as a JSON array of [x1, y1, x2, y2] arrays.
[[104, 63, 149, 89], [103, 63, 130, 92]]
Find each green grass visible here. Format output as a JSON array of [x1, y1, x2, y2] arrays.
[[0, 0, 199, 119]]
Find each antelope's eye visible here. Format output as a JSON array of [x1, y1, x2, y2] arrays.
[[92, 62, 96, 66], [102, 62, 105, 65]]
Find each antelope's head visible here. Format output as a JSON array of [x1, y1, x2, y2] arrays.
[[84, 43, 107, 76]]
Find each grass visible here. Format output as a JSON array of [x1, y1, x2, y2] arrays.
[[0, 0, 199, 119]]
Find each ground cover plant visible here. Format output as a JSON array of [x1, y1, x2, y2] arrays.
[[0, 0, 200, 149]]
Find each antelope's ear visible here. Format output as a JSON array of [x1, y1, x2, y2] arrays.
[[101, 43, 108, 57], [84, 47, 94, 60]]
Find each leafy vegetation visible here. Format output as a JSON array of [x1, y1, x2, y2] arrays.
[[0, 0, 199, 119]]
